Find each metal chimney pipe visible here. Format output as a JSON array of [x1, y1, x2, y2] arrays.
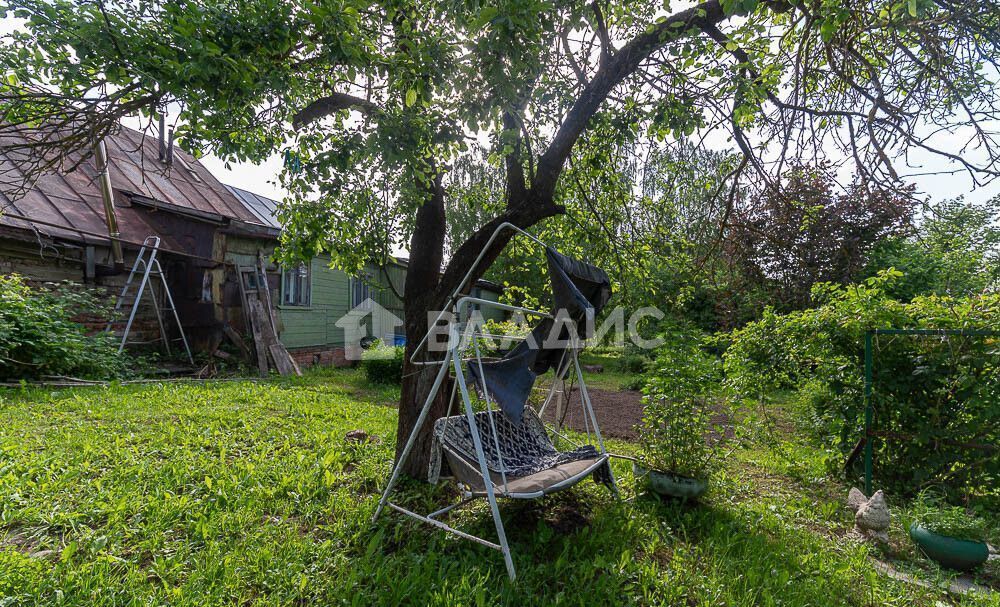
[[94, 139, 125, 271], [158, 114, 166, 162], [166, 126, 175, 166]]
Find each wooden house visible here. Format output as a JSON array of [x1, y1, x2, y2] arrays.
[[0, 125, 503, 371]]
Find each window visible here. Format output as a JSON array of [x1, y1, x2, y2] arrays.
[[200, 270, 213, 303], [281, 262, 311, 306], [350, 276, 372, 310]]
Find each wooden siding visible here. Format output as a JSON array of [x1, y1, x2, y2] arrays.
[[473, 286, 506, 323], [280, 255, 351, 348], [364, 261, 405, 344]]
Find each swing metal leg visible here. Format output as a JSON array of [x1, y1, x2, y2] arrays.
[[453, 355, 517, 580], [573, 350, 620, 499], [372, 349, 453, 522]]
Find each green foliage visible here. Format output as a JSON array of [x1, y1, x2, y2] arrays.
[[614, 351, 651, 375], [724, 270, 1000, 500], [447, 140, 738, 318], [722, 163, 915, 315], [639, 329, 731, 479], [361, 342, 404, 384], [0, 274, 129, 381], [865, 196, 1000, 301], [910, 489, 988, 542]]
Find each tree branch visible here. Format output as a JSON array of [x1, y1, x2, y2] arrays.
[[292, 92, 381, 129], [591, 0, 614, 66], [532, 0, 750, 204]]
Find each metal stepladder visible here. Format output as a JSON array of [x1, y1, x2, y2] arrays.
[[106, 236, 194, 364]]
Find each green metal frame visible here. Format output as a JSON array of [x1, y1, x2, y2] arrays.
[[862, 328, 1000, 495]]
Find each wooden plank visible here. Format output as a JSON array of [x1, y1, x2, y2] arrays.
[[246, 298, 270, 377], [268, 343, 295, 375], [222, 324, 252, 361], [249, 295, 300, 377], [257, 250, 281, 336], [233, 262, 252, 335]]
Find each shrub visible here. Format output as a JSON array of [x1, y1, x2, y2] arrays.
[[361, 341, 405, 384], [0, 274, 129, 381], [724, 270, 1000, 500], [639, 330, 731, 479], [910, 489, 988, 542], [615, 352, 650, 375]]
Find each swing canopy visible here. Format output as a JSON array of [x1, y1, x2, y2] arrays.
[[466, 247, 611, 424]]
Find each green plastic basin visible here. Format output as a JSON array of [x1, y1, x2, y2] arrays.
[[909, 523, 989, 571], [633, 463, 707, 500]]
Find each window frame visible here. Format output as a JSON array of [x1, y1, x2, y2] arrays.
[[350, 275, 373, 310], [280, 261, 312, 307]]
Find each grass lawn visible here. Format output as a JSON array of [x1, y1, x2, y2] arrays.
[[533, 351, 641, 392], [0, 368, 996, 606]]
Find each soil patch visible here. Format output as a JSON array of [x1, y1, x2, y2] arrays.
[[540, 387, 645, 439]]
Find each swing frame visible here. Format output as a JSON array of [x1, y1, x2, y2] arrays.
[[371, 223, 619, 580]]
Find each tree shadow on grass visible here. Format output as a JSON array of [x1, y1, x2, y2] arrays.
[[365, 481, 937, 606]]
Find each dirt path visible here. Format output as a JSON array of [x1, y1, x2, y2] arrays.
[[539, 386, 644, 439]]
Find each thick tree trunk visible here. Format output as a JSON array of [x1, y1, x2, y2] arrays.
[[396, 320, 451, 479], [393, 191, 565, 479], [394, 174, 448, 478]]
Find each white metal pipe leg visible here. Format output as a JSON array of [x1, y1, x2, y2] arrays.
[[372, 349, 453, 522], [453, 354, 517, 580], [573, 350, 620, 499]]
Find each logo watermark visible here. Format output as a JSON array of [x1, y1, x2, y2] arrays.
[[336, 300, 665, 360]]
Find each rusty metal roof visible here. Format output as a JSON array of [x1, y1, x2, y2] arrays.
[[0, 125, 267, 251]]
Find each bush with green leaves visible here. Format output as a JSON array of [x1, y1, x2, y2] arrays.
[[360, 341, 405, 384], [909, 490, 988, 542], [724, 270, 1000, 501], [615, 350, 650, 374], [0, 274, 129, 381], [864, 196, 1000, 301], [639, 329, 731, 479]]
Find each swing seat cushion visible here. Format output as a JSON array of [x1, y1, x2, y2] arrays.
[[428, 407, 611, 497], [442, 451, 608, 497]]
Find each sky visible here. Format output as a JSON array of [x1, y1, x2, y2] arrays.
[[198, 128, 1000, 213]]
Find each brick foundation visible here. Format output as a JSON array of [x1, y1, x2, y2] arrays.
[[288, 345, 354, 369]]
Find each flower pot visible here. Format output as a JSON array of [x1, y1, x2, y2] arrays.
[[908, 523, 989, 571], [633, 462, 707, 500]]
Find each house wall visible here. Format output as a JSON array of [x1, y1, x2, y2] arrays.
[[0, 234, 183, 348], [279, 254, 351, 350], [364, 261, 406, 344], [474, 286, 506, 323], [224, 236, 354, 367]]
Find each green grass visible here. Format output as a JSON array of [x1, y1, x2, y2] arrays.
[[533, 351, 643, 392], [0, 368, 995, 605]]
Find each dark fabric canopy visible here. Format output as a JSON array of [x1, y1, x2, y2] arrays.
[[468, 247, 611, 423]]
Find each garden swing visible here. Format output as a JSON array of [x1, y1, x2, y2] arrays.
[[372, 223, 619, 580]]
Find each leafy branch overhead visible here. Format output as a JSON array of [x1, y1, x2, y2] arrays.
[[2, 0, 998, 285], [3, 0, 1000, 475]]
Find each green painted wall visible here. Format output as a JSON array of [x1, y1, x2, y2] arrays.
[[472, 285, 506, 323], [279, 255, 351, 348], [226, 235, 503, 348]]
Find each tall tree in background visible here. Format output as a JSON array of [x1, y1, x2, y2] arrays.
[[724, 164, 915, 311], [865, 196, 1000, 300], [445, 135, 736, 317], [2, 0, 1000, 476]]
